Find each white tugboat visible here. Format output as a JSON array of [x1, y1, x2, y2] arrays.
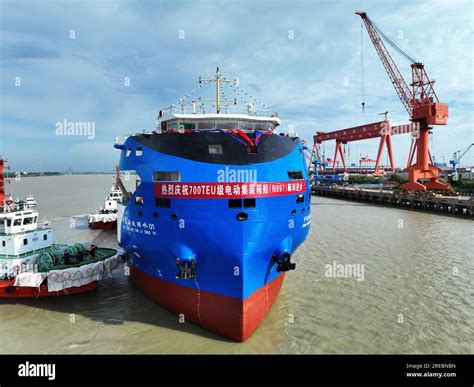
[[0, 157, 121, 298], [88, 167, 124, 230], [14, 194, 37, 210], [25, 194, 37, 208]]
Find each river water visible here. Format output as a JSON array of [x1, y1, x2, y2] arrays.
[[1, 175, 472, 354]]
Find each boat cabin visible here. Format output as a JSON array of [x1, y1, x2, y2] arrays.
[[0, 210, 39, 235], [0, 210, 53, 258]]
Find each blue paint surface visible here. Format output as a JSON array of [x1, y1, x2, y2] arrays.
[[118, 135, 311, 300]]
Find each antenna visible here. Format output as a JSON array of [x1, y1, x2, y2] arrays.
[[378, 111, 389, 121], [198, 67, 238, 113]]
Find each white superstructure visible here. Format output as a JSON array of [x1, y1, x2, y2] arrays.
[[0, 205, 53, 277]]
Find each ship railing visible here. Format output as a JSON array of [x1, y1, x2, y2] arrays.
[[2, 245, 56, 260], [159, 103, 279, 118]]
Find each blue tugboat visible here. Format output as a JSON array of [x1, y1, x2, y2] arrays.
[[115, 69, 311, 341]]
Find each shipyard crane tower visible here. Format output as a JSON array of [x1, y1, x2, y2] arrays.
[[356, 12, 449, 191]]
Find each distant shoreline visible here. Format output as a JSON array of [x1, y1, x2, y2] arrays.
[[5, 172, 118, 177]]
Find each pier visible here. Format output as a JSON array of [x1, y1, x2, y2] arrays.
[[312, 186, 474, 217]]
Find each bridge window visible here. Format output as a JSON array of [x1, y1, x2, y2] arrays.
[[135, 196, 144, 205], [288, 170, 303, 180], [239, 122, 253, 131], [126, 148, 132, 157], [14, 218, 22, 226], [23, 238, 28, 245], [255, 123, 274, 131], [180, 122, 196, 130], [197, 122, 214, 130], [136, 147, 143, 156], [216, 122, 237, 130], [153, 172, 181, 182], [43, 234, 48, 241], [23, 217, 33, 225]]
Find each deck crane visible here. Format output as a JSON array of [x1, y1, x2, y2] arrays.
[[450, 143, 474, 171], [356, 12, 449, 191]]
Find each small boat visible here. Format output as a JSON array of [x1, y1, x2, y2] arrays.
[[25, 194, 37, 208], [88, 168, 124, 230], [0, 158, 121, 298]]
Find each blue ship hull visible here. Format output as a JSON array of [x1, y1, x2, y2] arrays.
[[117, 131, 311, 341]]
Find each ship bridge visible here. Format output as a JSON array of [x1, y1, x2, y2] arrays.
[[158, 113, 281, 133], [156, 67, 280, 134]]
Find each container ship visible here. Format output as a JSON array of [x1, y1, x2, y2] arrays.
[[115, 69, 311, 341]]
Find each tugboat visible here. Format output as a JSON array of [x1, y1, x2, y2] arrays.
[[115, 68, 311, 341], [0, 157, 120, 298], [25, 194, 37, 208], [14, 195, 37, 210], [88, 168, 124, 230]]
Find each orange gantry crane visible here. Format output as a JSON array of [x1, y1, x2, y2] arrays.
[[313, 119, 415, 175], [356, 12, 449, 191]]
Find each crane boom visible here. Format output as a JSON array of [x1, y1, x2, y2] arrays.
[[356, 12, 413, 116], [450, 143, 474, 170], [356, 11, 450, 191], [458, 143, 474, 160], [356, 12, 447, 125]]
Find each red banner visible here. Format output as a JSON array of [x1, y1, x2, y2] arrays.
[[154, 181, 306, 199]]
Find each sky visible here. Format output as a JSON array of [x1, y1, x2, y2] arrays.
[[0, 0, 473, 172]]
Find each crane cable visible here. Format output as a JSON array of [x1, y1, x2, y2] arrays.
[[368, 15, 419, 64], [360, 19, 365, 113]]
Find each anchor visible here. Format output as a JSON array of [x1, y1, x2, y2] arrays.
[[272, 252, 296, 272], [175, 258, 196, 280]]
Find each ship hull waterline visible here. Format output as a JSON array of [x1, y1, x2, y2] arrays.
[[129, 262, 285, 342], [0, 279, 98, 299]]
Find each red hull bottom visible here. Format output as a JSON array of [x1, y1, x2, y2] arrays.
[[88, 221, 117, 230], [129, 263, 285, 342], [0, 280, 98, 299]]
